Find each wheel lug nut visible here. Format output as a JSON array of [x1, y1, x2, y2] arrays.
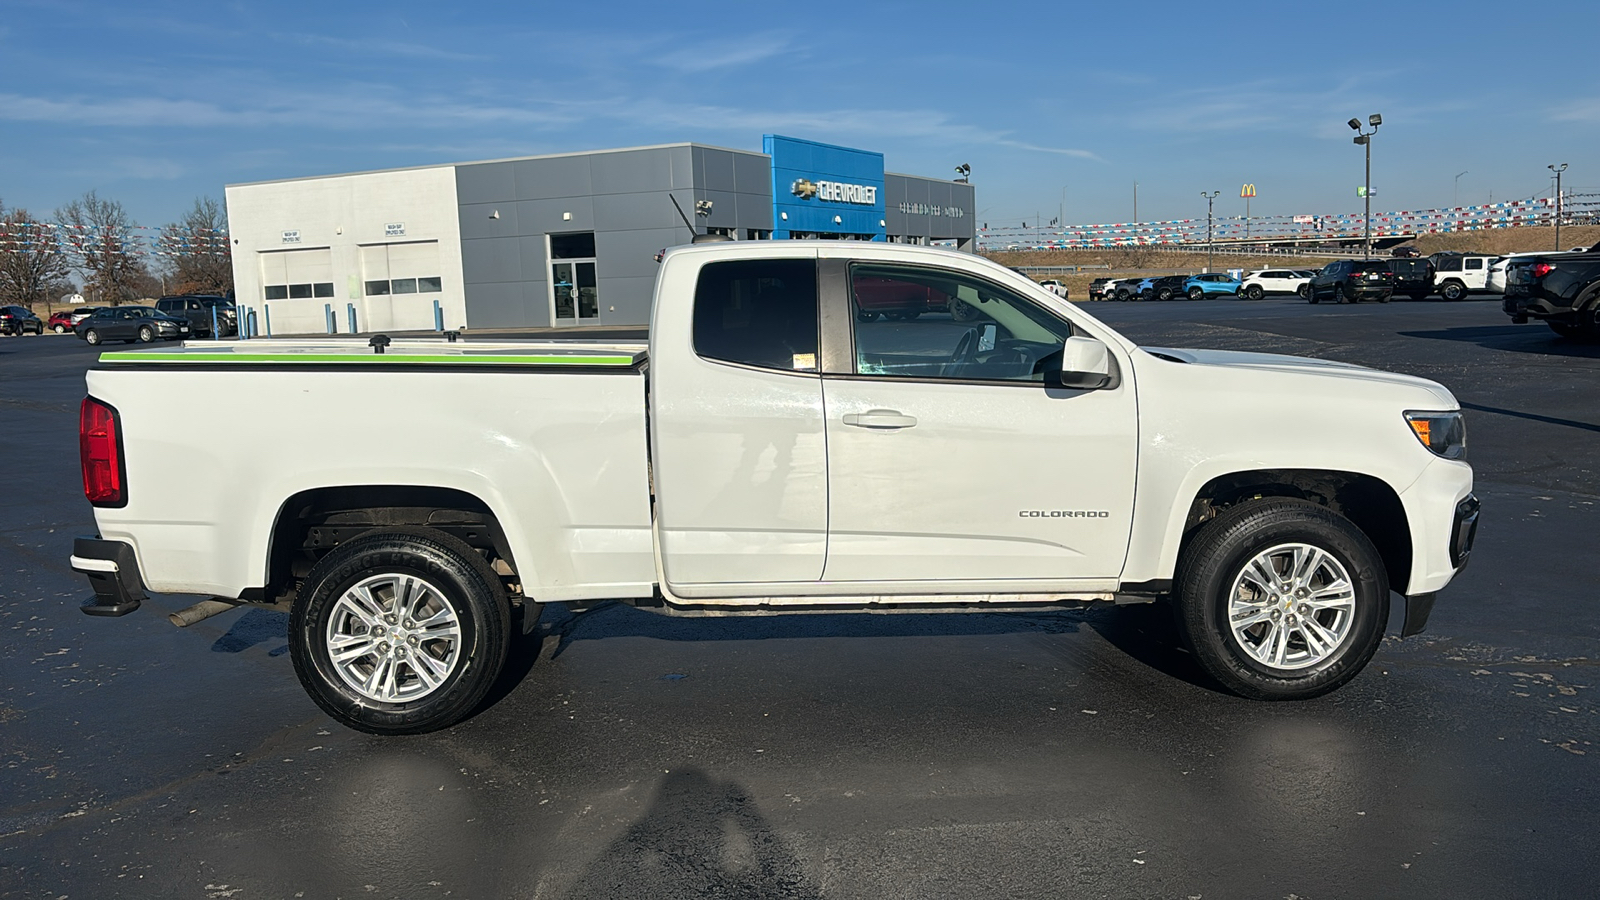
[[378, 641, 390, 652], [407, 635, 419, 646]]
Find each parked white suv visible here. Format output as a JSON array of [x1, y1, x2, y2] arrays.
[[1240, 269, 1312, 300], [1431, 254, 1495, 300]]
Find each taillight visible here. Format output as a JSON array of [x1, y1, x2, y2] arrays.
[[1531, 262, 1554, 279], [79, 397, 126, 507]]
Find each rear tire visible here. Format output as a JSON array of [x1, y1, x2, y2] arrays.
[[84, 328, 102, 346], [1245, 285, 1264, 300], [290, 527, 512, 735], [1338, 284, 1356, 304], [1175, 499, 1389, 700], [54, 324, 66, 334], [1440, 281, 1465, 301], [1188, 286, 1205, 301]]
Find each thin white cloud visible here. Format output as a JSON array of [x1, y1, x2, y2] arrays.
[[1549, 99, 1600, 123], [286, 32, 482, 62], [652, 33, 796, 72], [996, 140, 1103, 162]]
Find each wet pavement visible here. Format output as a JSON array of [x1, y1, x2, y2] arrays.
[[2, 299, 1596, 899]]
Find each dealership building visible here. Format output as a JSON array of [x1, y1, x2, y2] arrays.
[[224, 135, 976, 334]]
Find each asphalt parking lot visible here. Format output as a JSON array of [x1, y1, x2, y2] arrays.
[[3, 298, 1597, 899]]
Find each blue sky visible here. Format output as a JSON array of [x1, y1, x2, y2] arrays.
[[1, 0, 1596, 230]]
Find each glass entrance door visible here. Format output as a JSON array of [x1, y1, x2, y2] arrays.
[[549, 232, 600, 325], [551, 261, 599, 323]]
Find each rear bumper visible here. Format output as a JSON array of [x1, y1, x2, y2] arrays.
[[72, 537, 147, 616], [1502, 292, 1580, 322]]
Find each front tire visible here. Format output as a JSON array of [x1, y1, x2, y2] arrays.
[[137, 324, 154, 343], [1175, 499, 1389, 700], [54, 324, 67, 334], [290, 528, 512, 734], [1298, 284, 1310, 299]]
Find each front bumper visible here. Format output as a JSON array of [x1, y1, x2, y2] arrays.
[[71, 537, 147, 616]]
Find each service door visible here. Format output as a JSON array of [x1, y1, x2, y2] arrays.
[[650, 254, 829, 591], [820, 260, 1138, 586]]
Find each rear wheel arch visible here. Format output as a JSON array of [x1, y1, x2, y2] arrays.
[[1176, 469, 1412, 595], [263, 485, 527, 606]]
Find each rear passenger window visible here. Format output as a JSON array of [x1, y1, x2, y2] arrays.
[[1437, 257, 1462, 272], [693, 259, 818, 373], [1465, 258, 1483, 270]]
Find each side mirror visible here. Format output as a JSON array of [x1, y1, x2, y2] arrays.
[[1056, 336, 1112, 390]]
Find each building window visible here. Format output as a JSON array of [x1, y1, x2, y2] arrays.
[[365, 280, 391, 296], [264, 282, 333, 300], [550, 232, 597, 259], [418, 276, 442, 293], [364, 277, 441, 296], [392, 278, 418, 294]]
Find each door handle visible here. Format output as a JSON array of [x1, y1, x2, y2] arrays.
[[843, 409, 918, 429]]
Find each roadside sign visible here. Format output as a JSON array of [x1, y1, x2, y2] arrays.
[[1241, 184, 1256, 198]]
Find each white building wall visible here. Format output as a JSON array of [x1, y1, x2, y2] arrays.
[[225, 167, 467, 336]]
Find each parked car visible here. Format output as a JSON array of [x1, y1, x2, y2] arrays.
[[72, 239, 1478, 733], [0, 305, 43, 335], [1503, 248, 1600, 339], [1239, 269, 1312, 300], [1142, 275, 1186, 301], [1088, 277, 1114, 301], [1307, 260, 1396, 303], [1037, 279, 1070, 299], [1107, 278, 1140, 301], [1385, 259, 1436, 301], [154, 295, 237, 337], [1124, 277, 1159, 301], [1184, 273, 1242, 300], [70, 307, 102, 327], [75, 306, 192, 345], [48, 311, 77, 333], [854, 276, 947, 321], [1429, 253, 1494, 300], [1486, 250, 1585, 294], [1390, 245, 1422, 258]]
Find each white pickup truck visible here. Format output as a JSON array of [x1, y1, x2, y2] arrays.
[[73, 241, 1479, 734]]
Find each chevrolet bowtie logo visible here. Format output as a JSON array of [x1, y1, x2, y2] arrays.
[[791, 178, 818, 200]]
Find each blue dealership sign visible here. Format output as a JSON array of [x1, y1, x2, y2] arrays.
[[765, 134, 886, 240]]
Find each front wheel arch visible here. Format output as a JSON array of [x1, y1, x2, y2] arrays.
[[1174, 468, 1412, 596]]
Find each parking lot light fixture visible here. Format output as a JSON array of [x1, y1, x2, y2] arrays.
[[1201, 191, 1221, 272], [1349, 114, 1381, 259], [1548, 163, 1568, 250]]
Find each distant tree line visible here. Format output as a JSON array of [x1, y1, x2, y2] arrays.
[[0, 192, 233, 315]]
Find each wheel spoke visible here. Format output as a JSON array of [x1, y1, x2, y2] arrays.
[[414, 650, 451, 685], [1269, 618, 1291, 666], [1241, 557, 1280, 594], [1230, 606, 1273, 629], [1290, 546, 1325, 589], [1307, 579, 1356, 611], [1300, 616, 1341, 656], [329, 632, 377, 663]]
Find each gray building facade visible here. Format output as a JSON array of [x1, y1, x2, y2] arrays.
[[227, 137, 975, 333]]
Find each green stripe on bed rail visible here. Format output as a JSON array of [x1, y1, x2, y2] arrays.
[[100, 351, 638, 366]]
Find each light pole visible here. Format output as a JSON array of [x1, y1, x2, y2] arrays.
[[1548, 163, 1567, 250], [1454, 170, 1468, 206], [1201, 190, 1220, 272], [1059, 185, 1069, 230], [1348, 113, 1381, 258]]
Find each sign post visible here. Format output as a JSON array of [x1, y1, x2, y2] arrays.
[[1240, 184, 1256, 239]]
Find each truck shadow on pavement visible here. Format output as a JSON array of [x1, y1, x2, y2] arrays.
[[553, 768, 824, 900], [1398, 325, 1600, 358]]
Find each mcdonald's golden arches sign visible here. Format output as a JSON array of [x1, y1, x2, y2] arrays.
[[1240, 184, 1257, 198]]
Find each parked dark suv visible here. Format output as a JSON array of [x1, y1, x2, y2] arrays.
[[1386, 258, 1435, 301], [1308, 260, 1396, 304], [154, 295, 236, 337], [0, 305, 43, 335]]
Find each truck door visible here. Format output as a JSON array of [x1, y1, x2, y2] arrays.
[[650, 252, 829, 591], [819, 259, 1138, 586]]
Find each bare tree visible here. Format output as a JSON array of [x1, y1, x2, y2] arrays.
[[156, 196, 233, 296], [0, 199, 75, 315], [58, 190, 152, 306]]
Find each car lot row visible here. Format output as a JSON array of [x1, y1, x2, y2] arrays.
[[1084, 250, 1552, 305], [0, 295, 238, 342]]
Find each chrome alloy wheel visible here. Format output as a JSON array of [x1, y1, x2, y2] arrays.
[[1227, 543, 1356, 671], [326, 573, 463, 702]]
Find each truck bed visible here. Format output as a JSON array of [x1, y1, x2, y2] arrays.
[[87, 337, 657, 603]]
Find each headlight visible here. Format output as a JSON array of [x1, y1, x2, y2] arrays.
[[1404, 411, 1466, 460]]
